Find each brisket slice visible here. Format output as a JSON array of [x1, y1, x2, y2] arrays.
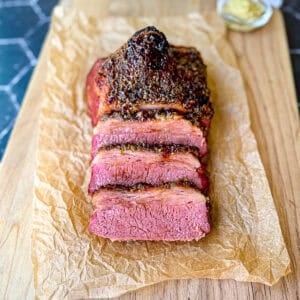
[[88, 149, 208, 193], [86, 27, 213, 126], [89, 186, 210, 241], [91, 117, 207, 159]]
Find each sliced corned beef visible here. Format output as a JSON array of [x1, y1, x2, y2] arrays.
[[91, 117, 207, 158], [88, 149, 208, 193], [89, 186, 210, 241], [86, 26, 213, 241]]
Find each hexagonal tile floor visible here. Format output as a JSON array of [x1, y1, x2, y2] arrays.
[[0, 0, 58, 159]]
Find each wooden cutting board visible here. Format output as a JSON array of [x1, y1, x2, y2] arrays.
[[0, 1, 299, 299]]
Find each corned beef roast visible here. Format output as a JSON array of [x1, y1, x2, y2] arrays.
[[86, 26, 213, 241]]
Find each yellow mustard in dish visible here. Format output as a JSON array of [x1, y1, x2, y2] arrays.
[[223, 0, 265, 20]]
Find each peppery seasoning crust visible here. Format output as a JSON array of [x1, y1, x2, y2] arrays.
[[100, 143, 201, 157], [96, 26, 213, 124]]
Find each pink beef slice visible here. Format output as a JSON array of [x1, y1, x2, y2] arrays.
[[88, 149, 208, 193], [89, 186, 210, 241], [91, 117, 207, 159]]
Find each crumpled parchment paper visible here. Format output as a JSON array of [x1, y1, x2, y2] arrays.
[[31, 6, 290, 299]]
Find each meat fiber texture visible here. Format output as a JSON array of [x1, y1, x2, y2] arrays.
[[32, 6, 290, 299], [91, 118, 208, 158], [90, 186, 210, 241], [88, 150, 208, 192]]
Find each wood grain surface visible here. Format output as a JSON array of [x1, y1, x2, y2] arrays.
[[0, 1, 299, 299]]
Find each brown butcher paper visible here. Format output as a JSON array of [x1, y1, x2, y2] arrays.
[[31, 6, 290, 299]]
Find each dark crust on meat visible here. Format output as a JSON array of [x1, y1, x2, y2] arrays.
[[100, 143, 201, 157], [95, 181, 202, 192], [90, 172, 209, 196], [100, 102, 213, 131], [96, 26, 213, 122]]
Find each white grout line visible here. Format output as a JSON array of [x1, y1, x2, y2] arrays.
[[0, 38, 23, 45], [9, 91, 20, 111], [25, 18, 45, 39], [0, 1, 31, 8], [0, 1, 50, 22], [9, 64, 32, 87], [0, 118, 16, 140], [0, 86, 10, 92], [19, 40, 37, 65], [0, 39, 37, 65], [0, 88, 20, 111], [30, 2, 48, 21]]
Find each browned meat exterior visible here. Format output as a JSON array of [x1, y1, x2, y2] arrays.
[[88, 149, 208, 193], [89, 186, 210, 241], [86, 27, 213, 127], [91, 117, 207, 159], [86, 26, 213, 241]]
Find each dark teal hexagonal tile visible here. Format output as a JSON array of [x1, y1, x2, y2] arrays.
[[0, 44, 30, 85], [0, 128, 12, 158], [0, 91, 17, 129], [0, 91, 17, 157], [37, 0, 59, 16], [0, 6, 39, 38], [12, 66, 34, 105], [26, 22, 50, 57]]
